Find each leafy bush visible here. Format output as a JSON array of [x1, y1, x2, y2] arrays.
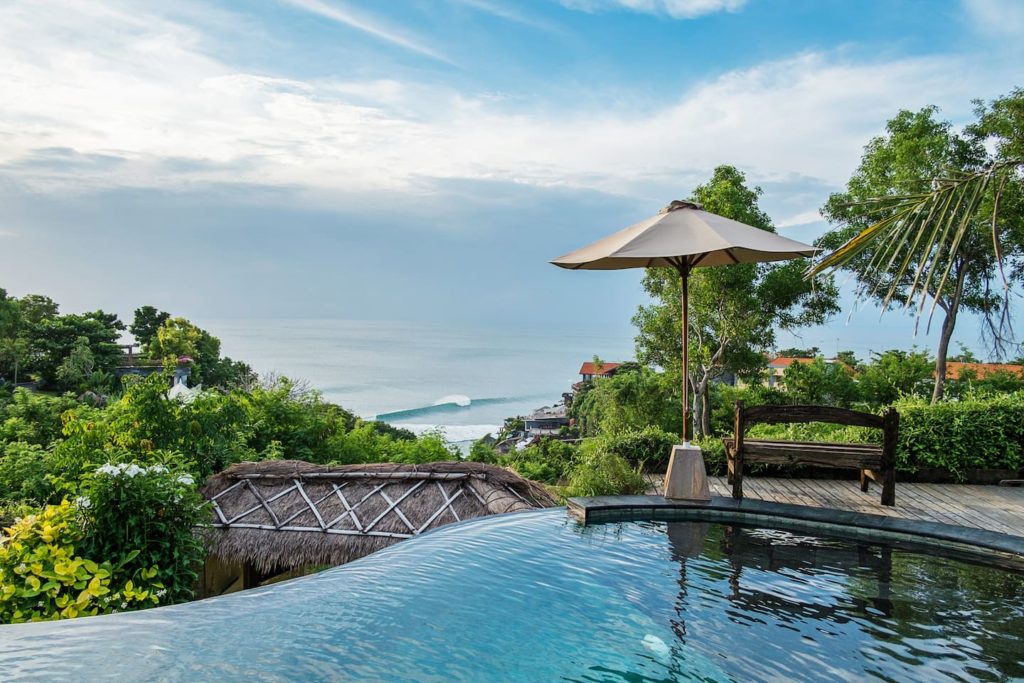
[[78, 462, 207, 603], [571, 367, 680, 437], [0, 441, 55, 504], [695, 437, 726, 476], [564, 446, 645, 498], [746, 421, 879, 444], [894, 393, 1024, 477], [0, 389, 80, 447], [595, 426, 678, 471], [499, 439, 578, 485], [0, 501, 160, 623]]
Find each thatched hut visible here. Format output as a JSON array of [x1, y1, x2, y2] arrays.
[[200, 460, 556, 595]]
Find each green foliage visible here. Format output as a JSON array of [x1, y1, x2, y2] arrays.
[[781, 357, 861, 407], [563, 445, 645, 498], [26, 312, 123, 392], [78, 463, 206, 603], [816, 100, 1024, 399], [0, 389, 80, 446], [746, 422, 878, 444], [499, 439, 578, 485], [893, 393, 1024, 477], [130, 306, 170, 349], [0, 501, 161, 622], [570, 365, 679, 437], [593, 426, 678, 471], [858, 349, 933, 406], [707, 383, 787, 436], [0, 442, 55, 504], [633, 165, 838, 437]]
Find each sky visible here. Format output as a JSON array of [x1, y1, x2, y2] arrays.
[[1, 0, 1022, 359]]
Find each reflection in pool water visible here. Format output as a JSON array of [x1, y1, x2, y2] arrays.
[[1, 509, 1022, 681]]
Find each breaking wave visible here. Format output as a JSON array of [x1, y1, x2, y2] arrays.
[[374, 395, 522, 422]]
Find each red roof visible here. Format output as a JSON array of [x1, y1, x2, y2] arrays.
[[945, 361, 1024, 380], [579, 362, 622, 376]]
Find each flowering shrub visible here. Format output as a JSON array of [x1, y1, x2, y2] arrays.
[[78, 462, 207, 603], [0, 501, 160, 623]]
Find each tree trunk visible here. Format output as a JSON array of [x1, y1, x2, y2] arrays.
[[700, 388, 711, 438], [931, 266, 966, 404]]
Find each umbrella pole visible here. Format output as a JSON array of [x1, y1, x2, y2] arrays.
[[680, 262, 690, 444]]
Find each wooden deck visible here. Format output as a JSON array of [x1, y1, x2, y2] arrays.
[[647, 476, 1024, 537]]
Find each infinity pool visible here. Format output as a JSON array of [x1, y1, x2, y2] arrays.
[[1, 509, 1022, 681]]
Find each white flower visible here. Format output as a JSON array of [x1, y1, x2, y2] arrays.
[[176, 474, 194, 486], [123, 464, 143, 478], [74, 495, 91, 510], [149, 465, 168, 474], [15, 563, 27, 574], [96, 463, 121, 476]]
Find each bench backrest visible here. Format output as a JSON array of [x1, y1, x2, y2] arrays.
[[738, 402, 886, 432]]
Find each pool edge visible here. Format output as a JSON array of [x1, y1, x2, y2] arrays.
[[566, 495, 1024, 568]]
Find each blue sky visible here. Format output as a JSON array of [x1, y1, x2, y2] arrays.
[[1, 0, 1022, 358]]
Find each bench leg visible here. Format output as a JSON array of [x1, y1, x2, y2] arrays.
[[859, 469, 870, 493], [731, 454, 744, 500], [881, 468, 895, 507]]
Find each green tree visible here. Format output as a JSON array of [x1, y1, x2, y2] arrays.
[[776, 347, 819, 358], [858, 349, 934, 406], [27, 312, 122, 390], [148, 317, 203, 360], [16, 294, 59, 325], [55, 336, 96, 390], [815, 107, 1007, 403], [570, 365, 679, 436], [146, 317, 252, 388], [0, 289, 26, 384], [633, 166, 839, 438], [130, 306, 170, 350], [781, 357, 861, 407]]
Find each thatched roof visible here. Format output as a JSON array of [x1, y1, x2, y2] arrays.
[[201, 460, 557, 574]]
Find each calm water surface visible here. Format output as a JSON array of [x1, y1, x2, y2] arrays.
[[1, 509, 1022, 682]]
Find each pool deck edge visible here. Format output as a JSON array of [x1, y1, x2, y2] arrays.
[[566, 495, 1024, 562]]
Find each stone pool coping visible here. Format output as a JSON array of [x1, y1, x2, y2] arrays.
[[567, 495, 1024, 569]]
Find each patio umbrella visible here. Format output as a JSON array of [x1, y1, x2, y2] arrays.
[[551, 199, 817, 443]]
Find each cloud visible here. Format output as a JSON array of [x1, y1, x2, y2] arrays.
[[0, 0, 1018, 235], [559, 0, 746, 19], [962, 0, 1024, 37], [276, 0, 452, 63]]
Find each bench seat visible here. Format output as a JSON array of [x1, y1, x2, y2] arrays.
[[722, 438, 882, 469], [725, 402, 898, 506]]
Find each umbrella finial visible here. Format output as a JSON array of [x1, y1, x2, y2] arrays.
[[660, 200, 703, 214]]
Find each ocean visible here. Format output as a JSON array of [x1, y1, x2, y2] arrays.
[[200, 319, 635, 444]]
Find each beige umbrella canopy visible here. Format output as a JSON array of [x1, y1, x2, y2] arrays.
[[552, 200, 817, 442]]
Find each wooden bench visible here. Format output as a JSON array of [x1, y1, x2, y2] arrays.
[[723, 402, 899, 506]]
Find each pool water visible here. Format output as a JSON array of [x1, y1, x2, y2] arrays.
[[1, 509, 1022, 681]]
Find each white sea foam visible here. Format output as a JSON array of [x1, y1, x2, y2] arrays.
[[397, 423, 501, 443], [433, 394, 472, 407]]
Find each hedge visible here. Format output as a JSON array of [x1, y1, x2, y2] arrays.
[[893, 393, 1024, 477]]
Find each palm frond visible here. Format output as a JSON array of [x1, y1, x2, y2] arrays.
[[808, 161, 1023, 323]]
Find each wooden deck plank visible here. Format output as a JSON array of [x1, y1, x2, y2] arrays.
[[705, 476, 1024, 538]]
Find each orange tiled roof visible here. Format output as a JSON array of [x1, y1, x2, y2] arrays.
[[767, 356, 815, 368], [945, 361, 1024, 380], [579, 362, 622, 376]]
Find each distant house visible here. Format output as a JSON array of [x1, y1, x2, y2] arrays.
[[578, 361, 622, 382], [524, 404, 569, 438], [944, 361, 1024, 380]]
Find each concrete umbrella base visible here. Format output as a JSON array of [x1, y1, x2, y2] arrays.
[[662, 444, 711, 501]]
